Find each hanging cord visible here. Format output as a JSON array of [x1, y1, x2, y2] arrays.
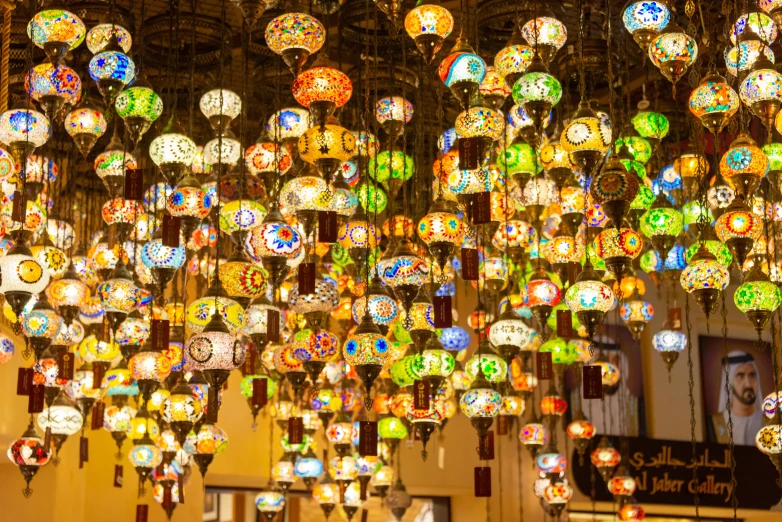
[[684, 292, 701, 520], [0, 1, 14, 113]]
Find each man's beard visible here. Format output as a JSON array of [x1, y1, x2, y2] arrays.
[[733, 386, 756, 406]]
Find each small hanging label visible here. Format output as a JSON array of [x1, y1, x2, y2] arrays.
[[28, 384, 45, 413], [58, 351, 74, 381], [162, 215, 181, 248], [583, 365, 603, 399], [288, 417, 304, 444], [242, 346, 257, 375], [298, 263, 316, 295], [461, 248, 479, 281], [17, 367, 33, 395], [101, 316, 112, 342], [556, 309, 573, 339], [318, 211, 338, 243], [497, 416, 509, 436], [178, 473, 185, 503], [206, 389, 219, 423], [536, 352, 553, 380], [471, 191, 491, 225], [433, 295, 452, 328], [162, 487, 173, 510], [11, 191, 26, 223], [474, 467, 492, 497], [478, 431, 495, 460], [92, 364, 105, 390], [413, 379, 430, 410], [124, 169, 144, 201], [567, 262, 582, 286], [79, 435, 89, 468], [135, 504, 148, 522], [91, 401, 105, 430], [114, 464, 123, 487], [358, 421, 378, 457], [438, 446, 446, 470], [458, 138, 480, 170], [251, 378, 268, 408], [150, 319, 170, 351], [267, 309, 280, 343], [43, 427, 51, 453], [669, 307, 683, 331]]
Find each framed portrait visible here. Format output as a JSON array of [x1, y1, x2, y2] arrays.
[[699, 336, 774, 446], [203, 491, 220, 521]]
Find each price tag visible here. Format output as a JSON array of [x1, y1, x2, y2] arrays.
[[433, 296, 452, 328], [413, 380, 430, 410], [135, 504, 148, 522], [472, 191, 491, 225], [669, 307, 683, 331], [474, 467, 492, 497], [242, 346, 257, 375], [17, 367, 33, 396], [178, 474, 185, 503], [461, 248, 479, 281], [497, 416, 509, 436], [478, 431, 495, 460], [288, 417, 304, 444], [163, 487, 173, 510], [58, 351, 74, 380], [536, 352, 553, 380], [458, 138, 480, 170], [556, 309, 573, 339], [150, 319, 170, 352], [124, 169, 144, 201], [11, 191, 26, 223], [359, 421, 378, 457], [251, 378, 268, 408], [114, 464, 123, 488], [162, 215, 180, 248], [583, 365, 603, 399], [92, 364, 105, 390], [91, 401, 105, 430], [28, 384, 45, 413], [267, 309, 280, 343], [318, 211, 338, 243], [101, 316, 112, 342], [43, 427, 51, 453], [79, 435, 89, 468], [298, 263, 316, 295]]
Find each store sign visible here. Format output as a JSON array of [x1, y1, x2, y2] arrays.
[[572, 437, 781, 509]]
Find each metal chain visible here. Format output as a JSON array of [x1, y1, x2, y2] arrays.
[[720, 291, 738, 520], [685, 292, 701, 520]]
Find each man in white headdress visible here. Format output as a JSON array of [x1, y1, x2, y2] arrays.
[[708, 350, 764, 445]]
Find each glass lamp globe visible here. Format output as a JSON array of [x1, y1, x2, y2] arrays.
[[0, 241, 51, 317], [648, 23, 698, 87], [25, 63, 81, 118], [731, 12, 778, 44], [740, 55, 782, 130], [368, 150, 415, 187], [376, 96, 414, 136], [0, 108, 50, 155], [734, 266, 782, 332], [404, 1, 454, 64], [86, 23, 132, 54], [479, 66, 510, 110], [89, 44, 136, 102], [265, 13, 326, 75], [204, 132, 242, 167], [560, 101, 612, 173], [94, 134, 137, 194], [680, 244, 730, 316], [564, 265, 613, 339], [267, 108, 311, 142], [459, 378, 501, 436], [149, 122, 197, 183], [631, 110, 669, 139], [455, 106, 503, 142], [199, 89, 241, 132], [595, 226, 643, 278], [37, 396, 83, 442], [245, 213, 303, 272], [521, 17, 567, 62], [288, 278, 341, 315], [652, 329, 686, 371], [245, 141, 292, 177], [114, 84, 164, 143], [512, 57, 562, 134], [719, 133, 769, 199], [313, 478, 340, 516], [343, 315, 391, 401], [494, 30, 534, 89], [27, 9, 85, 63], [622, 1, 670, 48], [218, 250, 267, 301], [438, 49, 487, 107], [725, 41, 775, 77], [465, 341, 508, 383], [639, 193, 684, 255], [255, 490, 286, 520], [185, 315, 245, 401], [7, 421, 51, 496], [685, 73, 738, 137], [292, 67, 352, 125], [64, 99, 107, 157], [715, 200, 763, 266], [417, 198, 464, 269], [298, 123, 356, 178], [591, 437, 621, 480]]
